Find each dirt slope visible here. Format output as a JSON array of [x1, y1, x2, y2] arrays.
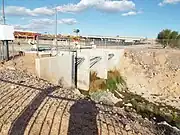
[[120, 48, 180, 109]]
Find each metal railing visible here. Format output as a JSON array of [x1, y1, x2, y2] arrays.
[[3, 38, 180, 61], [0, 41, 19, 61]]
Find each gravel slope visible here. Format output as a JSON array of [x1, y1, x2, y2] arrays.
[[0, 68, 161, 135]]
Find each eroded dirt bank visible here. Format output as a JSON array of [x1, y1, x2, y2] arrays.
[[120, 49, 180, 109]]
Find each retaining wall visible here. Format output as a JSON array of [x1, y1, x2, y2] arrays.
[[35, 48, 125, 90], [35, 52, 75, 87]]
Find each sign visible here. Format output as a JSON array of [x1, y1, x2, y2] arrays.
[[0, 25, 14, 40]]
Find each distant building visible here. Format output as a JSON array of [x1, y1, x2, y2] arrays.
[[14, 30, 40, 39]]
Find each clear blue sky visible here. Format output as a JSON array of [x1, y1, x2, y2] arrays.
[[1, 0, 180, 38]]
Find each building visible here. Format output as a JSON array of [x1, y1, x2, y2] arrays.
[[14, 30, 40, 39]]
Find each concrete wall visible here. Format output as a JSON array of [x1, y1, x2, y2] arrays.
[[35, 53, 75, 87], [76, 50, 90, 91], [89, 49, 108, 79], [78, 49, 108, 79], [35, 48, 125, 91], [105, 49, 124, 70]]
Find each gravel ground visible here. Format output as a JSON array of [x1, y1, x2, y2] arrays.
[[0, 68, 162, 135]]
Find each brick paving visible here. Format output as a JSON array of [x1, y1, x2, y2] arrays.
[[0, 69, 158, 135]]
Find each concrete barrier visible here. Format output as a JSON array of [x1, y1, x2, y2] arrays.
[[35, 53, 75, 87], [76, 51, 90, 91]]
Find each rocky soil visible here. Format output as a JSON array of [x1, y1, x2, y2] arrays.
[[0, 67, 170, 135], [1, 53, 37, 75], [120, 48, 180, 109]]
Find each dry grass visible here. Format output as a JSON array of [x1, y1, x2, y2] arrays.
[[89, 70, 126, 93], [89, 71, 106, 93]]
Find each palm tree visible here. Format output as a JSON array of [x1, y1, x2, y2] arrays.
[[73, 29, 80, 37]]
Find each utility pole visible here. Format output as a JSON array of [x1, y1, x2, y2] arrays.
[[55, 7, 58, 52], [2, 0, 5, 24], [2, 0, 9, 60]]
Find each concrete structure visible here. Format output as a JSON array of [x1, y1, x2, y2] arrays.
[[78, 49, 108, 79], [76, 50, 90, 90], [89, 49, 108, 79], [35, 53, 75, 87], [106, 49, 124, 70], [35, 48, 125, 91], [81, 35, 147, 44], [0, 25, 14, 60]]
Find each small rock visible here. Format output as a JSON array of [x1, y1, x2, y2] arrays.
[[91, 91, 123, 105], [125, 103, 133, 107], [11, 85, 17, 89], [6, 66, 16, 70], [74, 88, 82, 96], [125, 124, 131, 131], [127, 131, 134, 135]]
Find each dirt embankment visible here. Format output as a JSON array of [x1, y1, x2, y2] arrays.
[[120, 49, 180, 109], [1, 53, 37, 75]]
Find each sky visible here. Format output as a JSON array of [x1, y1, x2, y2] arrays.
[[0, 0, 180, 38]]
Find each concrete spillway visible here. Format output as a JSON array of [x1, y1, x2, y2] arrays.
[[35, 48, 124, 90]]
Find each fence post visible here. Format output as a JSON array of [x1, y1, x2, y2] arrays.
[[0, 42, 2, 61], [2, 40, 9, 60], [36, 35, 39, 57]]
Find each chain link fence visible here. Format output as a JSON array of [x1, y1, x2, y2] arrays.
[[3, 38, 180, 62]]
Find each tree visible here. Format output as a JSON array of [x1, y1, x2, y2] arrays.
[[73, 29, 80, 37], [176, 34, 180, 48], [157, 29, 171, 48], [169, 31, 178, 47], [157, 29, 180, 48]]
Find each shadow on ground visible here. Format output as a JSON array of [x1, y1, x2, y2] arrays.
[[68, 99, 98, 135], [0, 78, 99, 135], [0, 77, 168, 135]]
